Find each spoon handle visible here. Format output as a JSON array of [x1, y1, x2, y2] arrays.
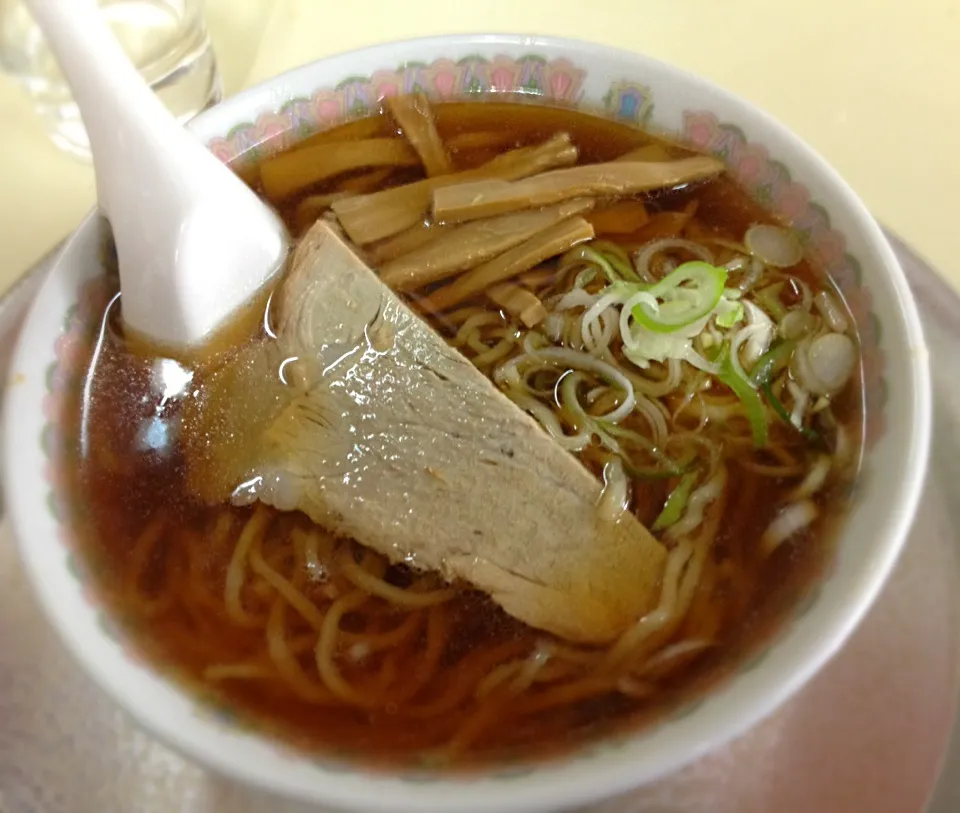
[[24, 0, 287, 349], [25, 0, 202, 221]]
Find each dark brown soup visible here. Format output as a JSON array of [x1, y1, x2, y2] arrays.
[[65, 99, 863, 769]]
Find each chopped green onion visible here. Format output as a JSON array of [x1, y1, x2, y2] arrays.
[[716, 299, 745, 328], [579, 247, 622, 283], [653, 471, 699, 531], [749, 340, 796, 388], [591, 440, 693, 482], [561, 245, 627, 284], [755, 282, 787, 321], [631, 261, 728, 334], [592, 240, 640, 282], [761, 381, 820, 443], [717, 346, 768, 447]]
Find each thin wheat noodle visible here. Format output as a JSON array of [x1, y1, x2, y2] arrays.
[[389, 606, 451, 704], [183, 528, 227, 613], [249, 540, 328, 632], [532, 660, 583, 683], [474, 660, 524, 699], [736, 458, 806, 478], [471, 337, 518, 368], [400, 639, 531, 719], [294, 526, 335, 583], [314, 590, 383, 708], [678, 544, 722, 643], [339, 550, 455, 606], [623, 358, 683, 397], [340, 611, 423, 652], [445, 693, 513, 756], [267, 598, 338, 703], [224, 506, 272, 627], [449, 651, 554, 752], [515, 676, 620, 716], [452, 312, 504, 347], [662, 480, 728, 641], [124, 514, 165, 600], [442, 305, 490, 327], [372, 651, 402, 694], [547, 642, 604, 665], [617, 676, 656, 698], [601, 539, 693, 672], [634, 639, 714, 679]]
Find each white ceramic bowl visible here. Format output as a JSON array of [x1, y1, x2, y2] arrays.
[[2, 34, 930, 813]]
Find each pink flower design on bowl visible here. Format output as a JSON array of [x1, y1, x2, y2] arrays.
[[682, 111, 719, 151], [733, 143, 770, 186], [775, 181, 812, 222], [542, 58, 584, 102], [42, 392, 64, 423], [812, 230, 848, 272], [421, 58, 459, 97], [207, 137, 235, 164], [490, 64, 518, 93], [312, 90, 346, 129], [251, 112, 293, 153], [489, 55, 522, 93], [43, 460, 67, 491], [844, 278, 875, 331], [369, 68, 404, 99]]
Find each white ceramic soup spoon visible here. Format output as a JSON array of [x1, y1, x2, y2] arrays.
[[25, 0, 288, 350]]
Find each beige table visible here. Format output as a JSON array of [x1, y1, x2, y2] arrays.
[[2, 0, 958, 295]]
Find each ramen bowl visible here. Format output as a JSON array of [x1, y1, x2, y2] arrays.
[[3, 34, 930, 813]]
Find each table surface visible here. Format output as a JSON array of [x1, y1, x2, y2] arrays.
[[2, 0, 958, 295]]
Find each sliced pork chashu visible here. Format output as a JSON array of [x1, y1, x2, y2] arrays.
[[186, 221, 667, 644]]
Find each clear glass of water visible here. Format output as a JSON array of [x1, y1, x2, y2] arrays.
[[0, 0, 221, 159]]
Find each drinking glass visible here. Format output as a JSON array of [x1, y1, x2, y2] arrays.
[[0, 0, 221, 159]]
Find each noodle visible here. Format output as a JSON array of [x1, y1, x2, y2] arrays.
[[224, 506, 273, 627], [401, 639, 532, 719], [339, 548, 456, 607], [250, 537, 327, 631], [341, 611, 423, 653], [602, 540, 693, 671], [389, 606, 450, 704], [315, 590, 383, 708], [266, 599, 337, 703], [124, 514, 175, 617]]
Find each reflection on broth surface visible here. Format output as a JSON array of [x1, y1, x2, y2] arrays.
[[67, 98, 863, 767]]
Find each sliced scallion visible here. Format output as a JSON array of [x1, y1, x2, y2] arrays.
[[717, 346, 768, 447], [653, 471, 699, 531], [755, 282, 787, 321], [716, 298, 745, 328], [762, 380, 820, 443], [579, 246, 622, 283], [591, 240, 641, 282], [631, 261, 728, 334], [749, 340, 796, 388]]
